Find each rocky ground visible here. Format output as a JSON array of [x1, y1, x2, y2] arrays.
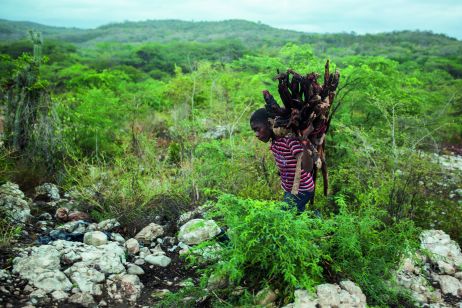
[[1, 181, 462, 307], [0, 182, 212, 307]]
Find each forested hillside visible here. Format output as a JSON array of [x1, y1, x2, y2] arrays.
[[0, 19, 461, 307]]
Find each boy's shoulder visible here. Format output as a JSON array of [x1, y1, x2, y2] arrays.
[[271, 137, 302, 152], [273, 136, 301, 144]]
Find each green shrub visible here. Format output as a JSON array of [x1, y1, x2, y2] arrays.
[[204, 194, 417, 306]]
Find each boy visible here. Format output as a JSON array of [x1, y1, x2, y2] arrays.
[[250, 108, 314, 212]]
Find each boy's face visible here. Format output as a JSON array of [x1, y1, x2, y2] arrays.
[[251, 120, 272, 143]]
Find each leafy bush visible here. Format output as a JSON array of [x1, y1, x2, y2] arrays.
[[205, 194, 418, 306]]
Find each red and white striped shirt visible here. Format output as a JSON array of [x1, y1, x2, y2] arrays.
[[270, 137, 315, 193]]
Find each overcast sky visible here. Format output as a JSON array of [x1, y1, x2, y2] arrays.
[[1, 0, 461, 39]]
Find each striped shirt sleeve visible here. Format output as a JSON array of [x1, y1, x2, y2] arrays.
[[288, 138, 303, 157]]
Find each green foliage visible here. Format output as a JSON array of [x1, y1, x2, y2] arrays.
[[1, 24, 460, 307], [194, 139, 279, 200], [57, 87, 128, 157], [156, 285, 208, 307], [209, 194, 327, 295], [61, 133, 192, 231], [0, 218, 22, 248], [327, 195, 418, 306], [205, 194, 417, 305], [0, 148, 14, 184]]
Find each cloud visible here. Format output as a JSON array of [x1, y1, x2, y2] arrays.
[[1, 0, 461, 39]]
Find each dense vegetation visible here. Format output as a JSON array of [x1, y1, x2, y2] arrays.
[[0, 19, 461, 306]]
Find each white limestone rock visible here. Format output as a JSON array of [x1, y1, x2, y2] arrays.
[[127, 264, 145, 275], [177, 219, 221, 245], [97, 219, 120, 231], [13, 245, 61, 281], [34, 270, 73, 292], [135, 223, 164, 243], [0, 182, 31, 224], [51, 290, 69, 301], [83, 231, 108, 246], [51, 240, 126, 275], [432, 274, 462, 296], [255, 287, 277, 305], [34, 183, 60, 201], [125, 238, 140, 254], [64, 263, 105, 293], [56, 220, 89, 233], [144, 255, 172, 267], [29, 289, 48, 305], [150, 244, 166, 256], [340, 280, 367, 305], [68, 292, 96, 307], [420, 230, 462, 266], [106, 274, 143, 303], [294, 289, 318, 308], [111, 233, 126, 244], [315, 281, 366, 308]]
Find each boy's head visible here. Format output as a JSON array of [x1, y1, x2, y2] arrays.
[[250, 108, 273, 143]]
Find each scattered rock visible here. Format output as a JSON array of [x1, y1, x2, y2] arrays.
[[0, 182, 31, 224], [51, 290, 69, 301], [177, 203, 214, 226], [144, 255, 172, 267], [12, 245, 73, 292], [420, 230, 462, 266], [29, 288, 48, 305], [83, 231, 108, 246], [110, 233, 125, 244], [34, 183, 60, 201], [127, 264, 145, 275], [134, 223, 164, 243], [106, 274, 143, 303], [397, 230, 462, 306], [162, 236, 176, 246], [177, 219, 221, 245], [68, 292, 96, 307], [150, 244, 166, 256], [55, 207, 90, 222], [64, 263, 105, 293], [0, 269, 11, 280], [340, 280, 367, 304], [134, 258, 145, 266], [33, 270, 73, 292], [316, 283, 342, 307], [125, 238, 140, 254], [294, 289, 317, 308], [432, 274, 462, 296], [437, 260, 456, 275], [255, 287, 277, 305], [56, 220, 89, 233], [97, 219, 120, 231]]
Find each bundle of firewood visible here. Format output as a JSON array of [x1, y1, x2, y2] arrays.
[[262, 60, 340, 196]]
